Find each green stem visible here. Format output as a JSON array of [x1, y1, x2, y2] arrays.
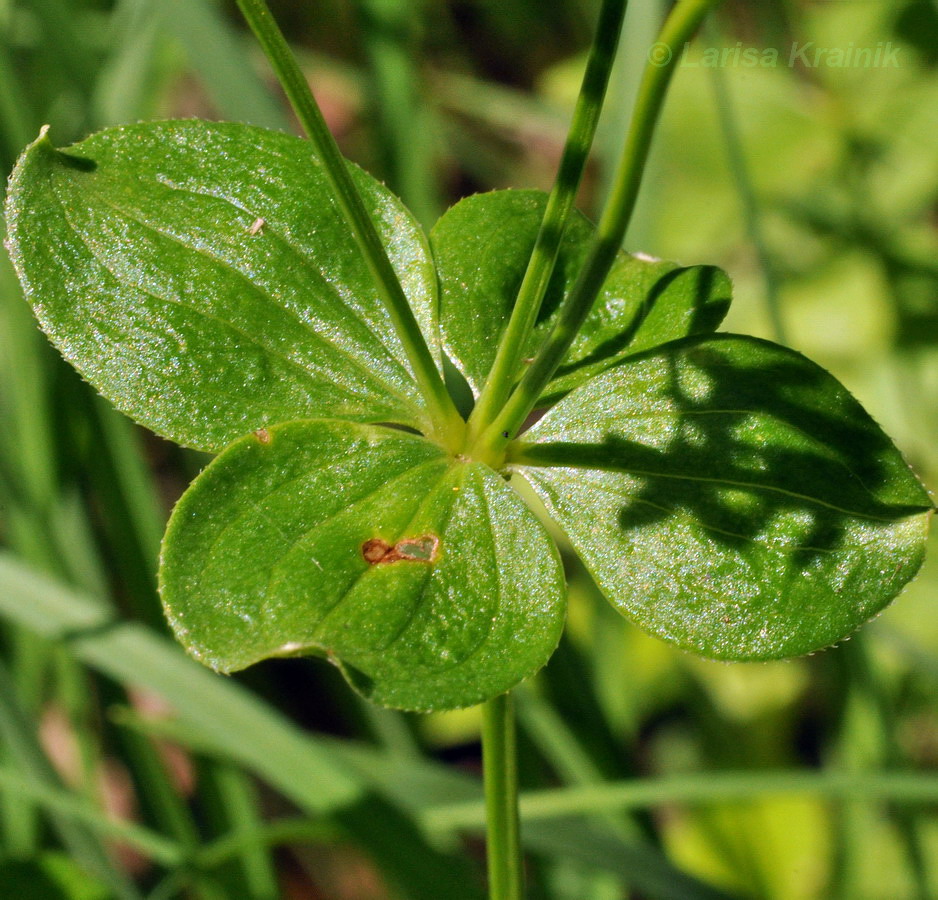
[[477, 0, 725, 459], [466, 0, 628, 448], [482, 693, 522, 900], [357, 0, 439, 228], [705, 20, 786, 344], [233, 0, 463, 444], [423, 770, 938, 832]]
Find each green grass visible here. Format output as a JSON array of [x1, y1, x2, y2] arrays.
[[1, 1, 937, 897]]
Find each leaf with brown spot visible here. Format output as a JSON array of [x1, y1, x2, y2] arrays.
[[362, 535, 440, 565], [160, 420, 566, 710]]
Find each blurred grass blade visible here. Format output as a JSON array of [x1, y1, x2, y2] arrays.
[[514, 682, 642, 840], [705, 20, 785, 344], [0, 661, 144, 899], [92, 0, 169, 127], [832, 639, 931, 897], [426, 771, 938, 827], [106, 714, 222, 900], [0, 30, 35, 162], [356, 0, 439, 226], [0, 765, 184, 867], [196, 762, 279, 900], [163, 0, 291, 130], [119, 688, 750, 900], [524, 820, 743, 900], [80, 396, 166, 629], [29, 0, 98, 97], [331, 743, 746, 899], [0, 553, 741, 900], [0, 552, 483, 900], [0, 252, 56, 515], [594, 0, 664, 228]]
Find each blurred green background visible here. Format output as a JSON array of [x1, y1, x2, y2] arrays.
[[1, 1, 938, 898]]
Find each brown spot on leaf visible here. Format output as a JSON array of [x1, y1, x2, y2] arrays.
[[362, 534, 440, 565], [362, 538, 393, 564], [253, 427, 271, 444]]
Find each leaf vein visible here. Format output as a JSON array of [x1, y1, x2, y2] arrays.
[[146, 176, 419, 389], [83, 192, 421, 414]]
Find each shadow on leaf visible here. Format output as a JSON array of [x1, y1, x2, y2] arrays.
[[521, 335, 931, 565], [554, 265, 730, 380]]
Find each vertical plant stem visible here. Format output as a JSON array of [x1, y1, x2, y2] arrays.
[[478, 0, 726, 458], [357, 0, 439, 227], [482, 693, 522, 900], [233, 0, 463, 442], [705, 20, 787, 344], [466, 0, 628, 446]]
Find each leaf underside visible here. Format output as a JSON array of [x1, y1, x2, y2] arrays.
[[432, 190, 731, 403], [514, 334, 932, 660], [160, 420, 566, 711], [5, 121, 439, 451]]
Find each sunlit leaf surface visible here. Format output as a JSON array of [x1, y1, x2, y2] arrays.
[[514, 335, 932, 660], [5, 121, 439, 450]]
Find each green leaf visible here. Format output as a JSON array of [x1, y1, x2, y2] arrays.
[[432, 189, 730, 402], [5, 120, 439, 451], [513, 334, 932, 661], [160, 419, 566, 710]]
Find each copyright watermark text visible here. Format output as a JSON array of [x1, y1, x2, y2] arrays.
[[649, 40, 903, 69]]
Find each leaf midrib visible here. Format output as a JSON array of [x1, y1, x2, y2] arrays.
[[515, 459, 928, 524], [74, 184, 423, 415], [145, 173, 422, 393]]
